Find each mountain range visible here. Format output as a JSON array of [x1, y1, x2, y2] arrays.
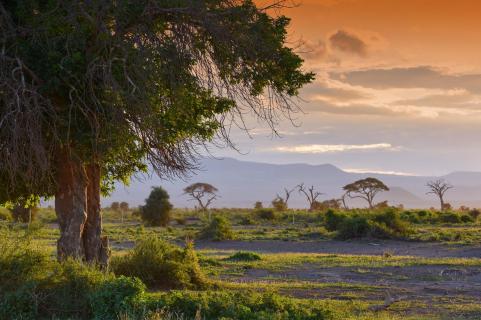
[[105, 158, 481, 209]]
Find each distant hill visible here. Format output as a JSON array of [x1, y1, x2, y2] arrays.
[[105, 158, 481, 209]]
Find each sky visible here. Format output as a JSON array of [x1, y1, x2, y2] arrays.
[[213, 0, 481, 176]]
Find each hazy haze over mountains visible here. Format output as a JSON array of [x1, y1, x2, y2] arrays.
[[105, 158, 481, 209]]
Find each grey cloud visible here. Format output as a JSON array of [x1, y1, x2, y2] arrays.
[[331, 66, 481, 93], [300, 40, 327, 60], [329, 30, 367, 56]]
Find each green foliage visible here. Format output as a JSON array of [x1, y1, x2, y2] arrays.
[[324, 209, 412, 240], [0, 208, 12, 221], [0, 237, 143, 320], [226, 251, 262, 262], [337, 216, 370, 240], [272, 197, 288, 211], [154, 290, 331, 320], [111, 237, 207, 289], [140, 187, 173, 227], [2, 0, 313, 205], [199, 215, 234, 241], [256, 208, 277, 220], [324, 210, 346, 232], [9, 206, 38, 223]]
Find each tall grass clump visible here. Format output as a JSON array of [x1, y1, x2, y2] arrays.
[[111, 237, 208, 290]]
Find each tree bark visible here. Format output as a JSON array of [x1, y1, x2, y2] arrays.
[[83, 163, 110, 267], [55, 149, 88, 261]]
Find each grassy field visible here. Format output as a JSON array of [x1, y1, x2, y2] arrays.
[[1, 207, 481, 319]]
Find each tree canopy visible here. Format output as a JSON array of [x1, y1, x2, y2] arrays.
[[0, 0, 314, 203], [343, 178, 389, 209]]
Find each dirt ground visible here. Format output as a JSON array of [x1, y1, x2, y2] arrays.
[[195, 239, 481, 258]]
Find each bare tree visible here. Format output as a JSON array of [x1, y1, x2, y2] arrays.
[[276, 186, 297, 208], [184, 183, 218, 219], [426, 180, 453, 211], [297, 184, 323, 211], [343, 178, 389, 209]]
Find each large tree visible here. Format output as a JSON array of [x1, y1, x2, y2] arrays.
[[343, 178, 389, 209], [0, 0, 313, 263]]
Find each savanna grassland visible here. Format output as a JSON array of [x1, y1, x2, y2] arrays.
[[1, 206, 481, 320]]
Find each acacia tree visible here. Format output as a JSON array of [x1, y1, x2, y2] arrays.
[[184, 183, 219, 212], [297, 184, 323, 211], [274, 186, 296, 209], [426, 179, 453, 211], [0, 1, 313, 263], [343, 178, 389, 209]]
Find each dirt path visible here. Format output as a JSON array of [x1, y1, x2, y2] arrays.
[[195, 239, 481, 258]]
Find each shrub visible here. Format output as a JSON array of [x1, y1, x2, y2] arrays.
[[324, 210, 346, 232], [460, 214, 475, 223], [370, 209, 411, 238], [271, 197, 287, 211], [336, 216, 370, 239], [254, 201, 263, 209], [139, 187, 173, 226], [111, 237, 207, 289], [226, 251, 261, 262], [199, 215, 234, 241], [9, 206, 38, 223], [256, 208, 277, 220], [154, 290, 331, 320], [240, 215, 256, 225], [0, 208, 11, 221], [438, 211, 462, 224], [468, 209, 481, 221]]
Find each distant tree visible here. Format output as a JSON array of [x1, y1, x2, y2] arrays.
[[426, 180, 453, 211], [343, 178, 389, 209], [110, 202, 120, 211], [254, 201, 263, 209], [119, 202, 130, 223], [271, 197, 287, 211], [374, 200, 389, 209], [140, 187, 173, 227], [184, 183, 219, 219], [341, 192, 349, 210], [120, 202, 129, 211], [276, 187, 297, 208], [297, 184, 323, 211]]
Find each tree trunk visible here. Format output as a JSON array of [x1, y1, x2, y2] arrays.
[[55, 149, 88, 261], [83, 163, 110, 267]]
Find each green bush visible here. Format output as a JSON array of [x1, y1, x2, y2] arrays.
[[9, 206, 38, 223], [256, 208, 277, 220], [438, 211, 462, 224], [139, 187, 173, 226], [153, 290, 331, 320], [468, 209, 481, 221], [336, 216, 370, 239], [0, 208, 11, 221], [324, 210, 346, 232], [199, 215, 234, 241], [0, 236, 143, 320], [226, 251, 261, 262], [370, 210, 411, 238], [111, 237, 208, 289]]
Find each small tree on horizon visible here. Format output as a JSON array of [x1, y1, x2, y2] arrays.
[[426, 180, 453, 211], [140, 187, 173, 227], [297, 184, 323, 211], [343, 178, 389, 209], [184, 183, 219, 220], [110, 202, 120, 211]]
